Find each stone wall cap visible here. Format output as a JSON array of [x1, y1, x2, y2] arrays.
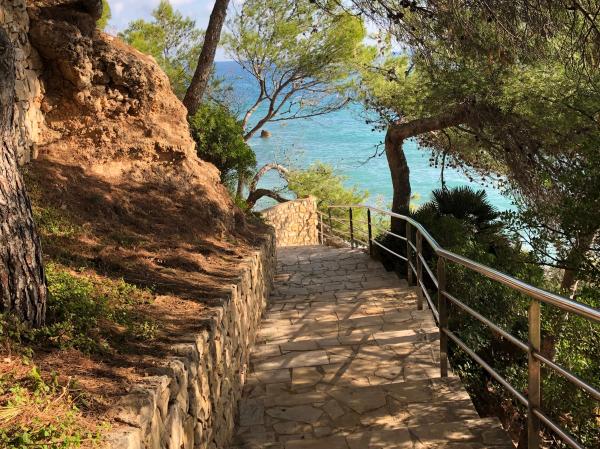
[[260, 196, 317, 215]]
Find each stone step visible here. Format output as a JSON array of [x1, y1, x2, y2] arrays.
[[232, 416, 513, 449], [256, 315, 437, 345], [260, 296, 433, 339], [265, 288, 423, 316], [271, 279, 409, 299], [251, 328, 440, 380], [236, 378, 487, 447]]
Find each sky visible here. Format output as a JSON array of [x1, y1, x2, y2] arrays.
[[106, 0, 231, 60], [106, 0, 383, 61]]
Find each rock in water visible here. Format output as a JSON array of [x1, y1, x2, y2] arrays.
[[260, 130, 272, 138]]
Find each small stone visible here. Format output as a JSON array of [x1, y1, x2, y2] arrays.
[[329, 387, 387, 414], [314, 426, 332, 437], [374, 366, 402, 380], [240, 399, 265, 426], [255, 350, 329, 370], [266, 405, 323, 424], [346, 429, 413, 449], [104, 428, 143, 449], [252, 368, 292, 384], [285, 436, 348, 449]]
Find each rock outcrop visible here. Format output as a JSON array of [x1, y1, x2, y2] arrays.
[[0, 0, 239, 233]]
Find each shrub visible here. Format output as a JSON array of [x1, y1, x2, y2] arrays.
[[189, 103, 256, 191], [1, 264, 157, 355], [97, 0, 111, 30], [32, 206, 81, 239]]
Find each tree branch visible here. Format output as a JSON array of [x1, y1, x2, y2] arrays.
[[246, 189, 289, 208], [245, 163, 290, 208], [387, 101, 481, 143], [248, 163, 289, 193]]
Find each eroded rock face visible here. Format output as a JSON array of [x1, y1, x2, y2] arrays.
[[0, 0, 45, 164], [24, 0, 239, 233], [29, 0, 102, 19]]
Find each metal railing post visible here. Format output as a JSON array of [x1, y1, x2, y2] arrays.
[[416, 232, 424, 310], [438, 257, 448, 377], [528, 299, 542, 449], [349, 207, 355, 248], [367, 209, 373, 256], [406, 222, 413, 285], [318, 211, 324, 245]]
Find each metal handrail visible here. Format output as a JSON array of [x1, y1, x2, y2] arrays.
[[419, 253, 438, 288], [373, 226, 407, 241], [318, 204, 600, 449]]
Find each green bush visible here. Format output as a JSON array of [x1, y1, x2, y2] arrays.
[[1, 264, 157, 355], [0, 268, 155, 447], [33, 206, 81, 239], [97, 0, 111, 30], [189, 103, 256, 191]]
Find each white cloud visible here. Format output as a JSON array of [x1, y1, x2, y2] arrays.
[[112, 1, 124, 14], [107, 0, 217, 29]]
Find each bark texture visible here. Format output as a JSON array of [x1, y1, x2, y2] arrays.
[[560, 230, 597, 295], [183, 0, 230, 116], [0, 28, 47, 326]]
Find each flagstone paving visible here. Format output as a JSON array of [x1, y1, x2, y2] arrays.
[[231, 246, 514, 449]]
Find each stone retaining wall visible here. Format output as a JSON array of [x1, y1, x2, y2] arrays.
[[107, 234, 276, 449], [261, 197, 319, 247], [0, 0, 45, 164]]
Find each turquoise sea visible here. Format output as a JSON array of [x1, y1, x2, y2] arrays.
[[215, 62, 513, 211]]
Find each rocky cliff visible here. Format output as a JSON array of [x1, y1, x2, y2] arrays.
[[1, 0, 240, 234], [27, 0, 241, 234]]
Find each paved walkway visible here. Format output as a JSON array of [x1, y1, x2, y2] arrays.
[[232, 246, 513, 449]]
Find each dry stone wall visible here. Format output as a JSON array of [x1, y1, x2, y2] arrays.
[[107, 234, 276, 449], [261, 197, 319, 247], [0, 0, 45, 164]]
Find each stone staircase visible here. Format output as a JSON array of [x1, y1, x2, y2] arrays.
[[231, 246, 514, 449]]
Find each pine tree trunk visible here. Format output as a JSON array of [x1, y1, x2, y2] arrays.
[[0, 28, 47, 327], [559, 231, 596, 295], [183, 0, 230, 116], [383, 105, 477, 234], [236, 174, 244, 200], [385, 125, 411, 235]]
